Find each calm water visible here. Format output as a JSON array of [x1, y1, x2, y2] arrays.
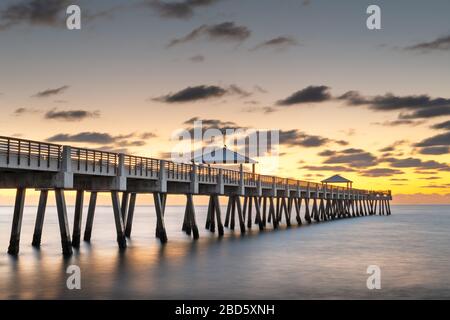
[[0, 203, 449, 299]]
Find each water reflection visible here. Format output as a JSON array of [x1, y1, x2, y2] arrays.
[[1, 205, 450, 299]]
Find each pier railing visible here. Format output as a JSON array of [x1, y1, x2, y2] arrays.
[[71, 147, 118, 175], [0, 136, 391, 196], [124, 155, 159, 178], [0, 136, 62, 171]]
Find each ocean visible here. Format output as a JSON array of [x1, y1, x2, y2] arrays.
[[0, 204, 449, 299]]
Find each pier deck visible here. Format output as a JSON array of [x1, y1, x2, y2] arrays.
[[0, 136, 392, 256]]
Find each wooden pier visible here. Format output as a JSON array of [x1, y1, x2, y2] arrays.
[[0, 136, 392, 256]]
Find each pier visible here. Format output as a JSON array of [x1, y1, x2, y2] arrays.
[[0, 136, 392, 256]]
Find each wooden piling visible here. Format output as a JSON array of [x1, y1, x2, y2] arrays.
[[55, 189, 73, 256], [224, 196, 232, 228], [247, 196, 253, 229], [304, 198, 312, 223], [125, 193, 137, 237], [262, 197, 267, 227], [295, 197, 302, 225], [121, 192, 129, 222], [213, 195, 224, 236], [153, 192, 167, 243], [254, 197, 264, 231], [235, 196, 246, 234], [230, 196, 236, 230], [71, 190, 84, 248], [269, 197, 277, 229], [205, 195, 213, 230], [83, 191, 97, 242], [32, 190, 48, 247], [7, 188, 26, 255], [242, 196, 248, 221], [111, 191, 127, 248], [282, 197, 290, 226], [187, 194, 199, 239], [311, 198, 319, 222]]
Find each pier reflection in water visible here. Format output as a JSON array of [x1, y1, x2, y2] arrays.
[[1, 205, 450, 299]]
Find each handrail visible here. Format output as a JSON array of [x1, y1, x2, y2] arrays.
[[0, 136, 392, 196]]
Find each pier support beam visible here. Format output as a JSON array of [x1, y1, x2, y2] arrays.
[[254, 197, 264, 231], [55, 189, 73, 256], [125, 193, 137, 237], [262, 197, 267, 227], [224, 196, 232, 228], [8, 188, 26, 255], [235, 196, 246, 234], [121, 192, 129, 222], [247, 196, 253, 229], [72, 190, 84, 248], [153, 192, 168, 243], [269, 197, 278, 229], [32, 190, 48, 247], [183, 194, 199, 239], [213, 195, 224, 236], [205, 195, 214, 231], [111, 191, 127, 249], [295, 198, 302, 225], [83, 192, 97, 242], [304, 198, 312, 223]]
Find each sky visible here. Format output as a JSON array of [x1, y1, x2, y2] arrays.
[[0, 0, 450, 204]]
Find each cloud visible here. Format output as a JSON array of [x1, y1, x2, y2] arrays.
[[251, 36, 298, 51], [360, 168, 404, 177], [153, 84, 251, 103], [419, 176, 441, 180], [33, 85, 69, 98], [279, 130, 327, 148], [415, 132, 450, 147], [46, 131, 155, 149], [242, 106, 277, 114], [277, 130, 348, 148], [418, 146, 449, 155], [431, 120, 450, 130], [317, 148, 378, 168], [254, 85, 268, 94], [153, 85, 226, 103], [140, 132, 157, 139], [277, 86, 331, 106], [189, 54, 205, 63], [182, 117, 247, 136], [300, 165, 356, 172], [183, 117, 240, 128], [47, 132, 117, 144], [228, 84, 251, 98], [167, 21, 251, 47], [372, 119, 425, 127], [44, 109, 100, 121], [13, 107, 40, 116], [378, 140, 408, 152], [383, 157, 450, 170], [148, 0, 219, 19], [405, 34, 450, 52], [0, 0, 68, 30], [399, 106, 450, 119], [338, 90, 450, 119], [318, 150, 335, 157], [340, 91, 450, 111], [421, 184, 450, 189]]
